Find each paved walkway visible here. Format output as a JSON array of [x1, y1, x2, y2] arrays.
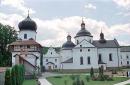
[[114, 79, 130, 85], [39, 78, 52, 85]]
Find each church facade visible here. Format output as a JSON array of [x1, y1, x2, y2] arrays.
[[43, 20, 130, 70]]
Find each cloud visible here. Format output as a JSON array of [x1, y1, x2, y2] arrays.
[[113, 0, 130, 9], [0, 12, 23, 29], [0, 12, 130, 47], [1, 0, 35, 15], [84, 3, 96, 10], [33, 16, 130, 46]]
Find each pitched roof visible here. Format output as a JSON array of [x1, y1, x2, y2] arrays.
[[62, 57, 73, 63], [92, 39, 120, 48], [10, 40, 42, 47], [121, 46, 130, 52]]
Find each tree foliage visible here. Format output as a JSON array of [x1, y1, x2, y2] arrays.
[[0, 23, 17, 66]]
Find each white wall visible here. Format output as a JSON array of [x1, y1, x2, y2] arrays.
[[18, 30, 36, 40], [75, 36, 93, 45], [98, 48, 120, 67], [120, 52, 130, 66], [66, 47, 99, 69], [43, 57, 60, 69], [43, 47, 61, 69]]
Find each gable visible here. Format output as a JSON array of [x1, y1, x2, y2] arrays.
[[75, 39, 95, 48], [44, 47, 60, 57]]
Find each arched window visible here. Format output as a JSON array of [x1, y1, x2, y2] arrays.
[[24, 34, 27, 39], [80, 57, 83, 65], [88, 57, 91, 64], [98, 54, 102, 62], [109, 53, 112, 61]]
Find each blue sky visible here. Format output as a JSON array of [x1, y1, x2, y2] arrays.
[[0, 0, 130, 46]]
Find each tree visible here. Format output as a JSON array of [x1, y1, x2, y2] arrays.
[[90, 67, 94, 77], [4, 69, 12, 85], [0, 23, 17, 66]]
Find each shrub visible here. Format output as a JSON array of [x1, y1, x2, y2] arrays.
[[90, 67, 94, 77], [64, 80, 67, 85], [85, 75, 90, 82], [80, 80, 85, 85], [70, 74, 75, 80], [54, 76, 62, 78], [76, 77, 80, 85], [4, 69, 11, 85]]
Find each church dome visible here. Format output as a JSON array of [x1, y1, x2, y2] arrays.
[[62, 41, 75, 49], [18, 15, 37, 31], [62, 35, 75, 49], [75, 20, 92, 38], [75, 29, 92, 37]]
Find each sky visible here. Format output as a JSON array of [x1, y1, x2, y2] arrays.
[[0, 0, 130, 47]]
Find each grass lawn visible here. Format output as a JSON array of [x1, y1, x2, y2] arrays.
[[47, 75, 129, 85], [22, 79, 37, 85]]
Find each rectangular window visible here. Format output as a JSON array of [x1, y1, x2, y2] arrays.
[[127, 61, 129, 65], [126, 56, 129, 59], [88, 57, 91, 64], [24, 34, 27, 39], [80, 57, 83, 65], [55, 59, 57, 62], [46, 59, 48, 62], [109, 53, 113, 61]]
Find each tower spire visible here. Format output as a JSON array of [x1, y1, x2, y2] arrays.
[[27, 10, 30, 18], [81, 17, 85, 29]]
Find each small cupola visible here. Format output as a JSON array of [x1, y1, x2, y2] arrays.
[[67, 34, 71, 41], [99, 30, 106, 43], [81, 19, 85, 30], [62, 34, 75, 49]]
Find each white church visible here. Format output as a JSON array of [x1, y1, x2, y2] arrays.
[[9, 13, 130, 73], [9, 13, 42, 75], [43, 20, 130, 71]]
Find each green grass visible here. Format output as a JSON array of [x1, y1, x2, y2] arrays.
[[47, 75, 129, 85], [22, 79, 37, 85]]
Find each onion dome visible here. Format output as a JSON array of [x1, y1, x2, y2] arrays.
[[99, 30, 106, 43], [62, 35, 75, 49], [75, 19, 92, 38], [18, 13, 37, 31]]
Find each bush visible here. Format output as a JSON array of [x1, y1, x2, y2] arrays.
[[70, 74, 76, 80], [9, 64, 25, 85], [4, 69, 11, 85], [54, 76, 62, 78], [64, 80, 67, 85], [90, 67, 94, 77], [85, 75, 90, 82], [80, 80, 85, 85]]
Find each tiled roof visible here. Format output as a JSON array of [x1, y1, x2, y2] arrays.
[[62, 57, 73, 63], [121, 46, 130, 52], [92, 39, 120, 48], [10, 40, 42, 47]]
